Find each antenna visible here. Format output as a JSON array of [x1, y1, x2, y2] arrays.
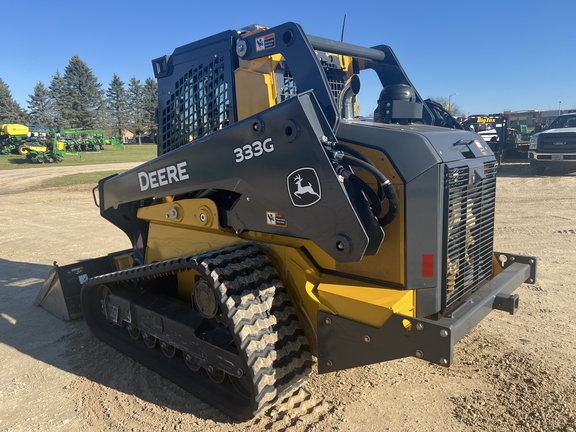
[[341, 14, 347, 42]]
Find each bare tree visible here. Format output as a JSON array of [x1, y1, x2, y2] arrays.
[[428, 96, 464, 118]]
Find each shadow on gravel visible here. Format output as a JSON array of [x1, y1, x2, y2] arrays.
[[0, 257, 227, 422]]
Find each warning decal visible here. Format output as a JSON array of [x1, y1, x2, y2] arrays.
[[473, 139, 489, 156], [255, 33, 276, 52], [266, 211, 287, 227]]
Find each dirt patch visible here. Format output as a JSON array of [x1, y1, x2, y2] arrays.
[[1, 162, 575, 431]]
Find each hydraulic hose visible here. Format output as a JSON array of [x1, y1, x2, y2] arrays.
[[377, 182, 400, 227], [335, 165, 382, 217], [336, 153, 400, 227], [334, 143, 385, 200]]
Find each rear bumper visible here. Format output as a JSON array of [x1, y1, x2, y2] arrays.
[[317, 253, 537, 373]]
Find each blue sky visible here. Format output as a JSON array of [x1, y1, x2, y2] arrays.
[[2, 0, 574, 117]]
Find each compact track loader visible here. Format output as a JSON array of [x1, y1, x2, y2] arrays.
[[36, 22, 537, 420]]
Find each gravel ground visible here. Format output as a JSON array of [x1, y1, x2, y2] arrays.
[[1, 161, 575, 431]]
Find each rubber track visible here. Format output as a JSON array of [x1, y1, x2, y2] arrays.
[[200, 246, 313, 410], [82, 243, 313, 420]]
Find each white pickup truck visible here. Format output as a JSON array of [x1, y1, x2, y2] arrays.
[[528, 113, 576, 175]]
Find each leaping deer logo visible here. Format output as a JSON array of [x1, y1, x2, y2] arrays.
[[287, 168, 322, 208], [293, 174, 320, 199]]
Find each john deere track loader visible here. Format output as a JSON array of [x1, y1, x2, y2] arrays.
[[36, 22, 537, 420]]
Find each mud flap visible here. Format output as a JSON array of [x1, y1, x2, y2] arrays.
[[34, 251, 131, 320]]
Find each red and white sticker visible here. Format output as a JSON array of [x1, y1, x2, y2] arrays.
[[266, 211, 287, 227], [473, 140, 488, 156], [255, 33, 276, 52]]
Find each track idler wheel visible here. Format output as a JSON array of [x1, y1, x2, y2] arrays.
[[193, 279, 218, 317]]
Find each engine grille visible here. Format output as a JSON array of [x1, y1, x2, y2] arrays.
[[444, 161, 497, 307], [540, 132, 576, 152]]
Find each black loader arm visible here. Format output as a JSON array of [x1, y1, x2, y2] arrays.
[[97, 93, 380, 263]]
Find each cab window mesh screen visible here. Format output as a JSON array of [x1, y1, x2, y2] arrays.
[[160, 54, 231, 155], [276, 54, 346, 106]]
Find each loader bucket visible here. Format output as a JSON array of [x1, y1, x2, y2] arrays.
[[35, 252, 130, 320]]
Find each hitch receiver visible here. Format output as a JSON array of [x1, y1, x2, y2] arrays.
[[493, 293, 520, 315]]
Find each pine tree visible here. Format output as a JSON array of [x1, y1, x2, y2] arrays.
[[0, 78, 28, 124], [60, 55, 104, 128], [27, 82, 53, 126], [127, 77, 144, 143], [142, 77, 158, 143], [49, 71, 66, 127], [106, 74, 128, 137]]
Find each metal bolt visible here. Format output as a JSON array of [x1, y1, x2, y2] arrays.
[[166, 208, 178, 219], [364, 335, 371, 343], [510, 256, 515, 261], [439, 358, 449, 366], [246, 197, 251, 201], [528, 278, 534, 283], [326, 360, 333, 367], [237, 368, 244, 377], [529, 259, 534, 264], [161, 341, 166, 349], [325, 317, 332, 325], [185, 354, 191, 362], [440, 329, 449, 338], [336, 241, 346, 251], [415, 350, 424, 358], [416, 323, 424, 331], [236, 40, 247, 57], [207, 366, 214, 373]]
